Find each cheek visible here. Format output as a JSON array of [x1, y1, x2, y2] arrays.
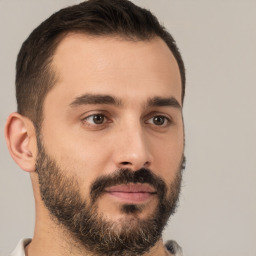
[[151, 131, 184, 180], [42, 116, 111, 168], [41, 127, 114, 199]]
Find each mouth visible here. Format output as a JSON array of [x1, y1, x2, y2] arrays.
[[104, 183, 157, 204]]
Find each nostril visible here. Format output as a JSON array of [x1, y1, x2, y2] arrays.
[[121, 161, 131, 165], [144, 161, 150, 168], [119, 161, 151, 168]]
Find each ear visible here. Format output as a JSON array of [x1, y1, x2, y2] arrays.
[[5, 112, 38, 172]]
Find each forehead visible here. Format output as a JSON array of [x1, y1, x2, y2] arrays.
[[48, 33, 182, 107]]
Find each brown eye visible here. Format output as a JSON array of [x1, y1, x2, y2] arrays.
[[83, 114, 106, 125], [153, 116, 166, 125], [93, 114, 105, 124], [145, 115, 170, 127]]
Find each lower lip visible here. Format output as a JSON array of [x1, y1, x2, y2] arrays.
[[106, 191, 155, 204]]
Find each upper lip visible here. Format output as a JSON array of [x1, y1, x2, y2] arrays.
[[105, 183, 156, 193]]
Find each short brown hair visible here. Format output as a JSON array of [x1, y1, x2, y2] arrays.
[[16, 0, 185, 128]]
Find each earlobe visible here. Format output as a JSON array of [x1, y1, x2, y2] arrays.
[[5, 113, 37, 172]]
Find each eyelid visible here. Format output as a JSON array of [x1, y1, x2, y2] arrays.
[[81, 111, 112, 128], [83, 114, 105, 123], [144, 112, 174, 128], [144, 111, 172, 121], [80, 110, 108, 119], [146, 115, 170, 124]]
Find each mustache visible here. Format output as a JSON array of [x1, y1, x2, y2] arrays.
[[90, 168, 167, 203]]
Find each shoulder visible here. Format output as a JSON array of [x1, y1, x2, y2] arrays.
[[10, 239, 31, 256], [165, 240, 184, 256]]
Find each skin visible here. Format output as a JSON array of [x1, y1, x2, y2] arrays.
[[5, 34, 184, 256]]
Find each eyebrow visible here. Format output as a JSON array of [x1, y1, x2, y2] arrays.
[[69, 94, 121, 107], [69, 93, 181, 110], [147, 96, 182, 109]]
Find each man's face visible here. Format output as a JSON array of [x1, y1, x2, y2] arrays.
[[37, 34, 184, 254]]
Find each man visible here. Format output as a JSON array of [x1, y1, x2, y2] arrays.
[[5, 0, 186, 255]]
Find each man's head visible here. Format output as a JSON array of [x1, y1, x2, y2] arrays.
[[16, 0, 185, 129], [6, 1, 186, 255]]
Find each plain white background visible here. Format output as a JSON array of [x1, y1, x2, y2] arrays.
[[0, 1, 255, 255]]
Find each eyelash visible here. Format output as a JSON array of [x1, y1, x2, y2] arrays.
[[145, 115, 171, 127], [81, 113, 110, 127], [81, 113, 172, 129]]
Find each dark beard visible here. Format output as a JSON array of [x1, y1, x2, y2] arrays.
[[36, 139, 184, 256]]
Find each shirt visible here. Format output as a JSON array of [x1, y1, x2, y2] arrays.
[[10, 238, 183, 256]]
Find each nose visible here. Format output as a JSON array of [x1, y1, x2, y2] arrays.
[[113, 124, 153, 171]]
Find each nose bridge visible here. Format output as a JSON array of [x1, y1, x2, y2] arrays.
[[114, 117, 152, 170]]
